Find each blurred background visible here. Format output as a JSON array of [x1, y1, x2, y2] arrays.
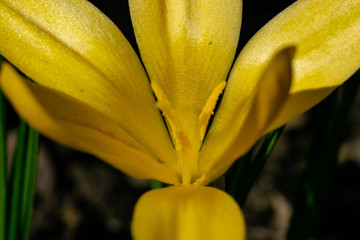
[[3, 0, 359, 239]]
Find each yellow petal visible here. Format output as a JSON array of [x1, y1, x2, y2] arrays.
[[200, 47, 294, 184], [0, 62, 179, 184], [227, 0, 360, 133], [0, 0, 176, 165], [132, 185, 245, 240], [199, 0, 360, 183], [129, 0, 242, 141]]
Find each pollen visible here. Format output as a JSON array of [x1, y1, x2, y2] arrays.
[[197, 81, 226, 141], [151, 80, 227, 184], [151, 81, 191, 150]]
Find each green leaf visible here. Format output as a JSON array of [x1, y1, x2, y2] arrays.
[[150, 180, 163, 189], [7, 120, 28, 240], [20, 126, 39, 240], [227, 126, 285, 207], [0, 56, 8, 240], [7, 119, 39, 240]]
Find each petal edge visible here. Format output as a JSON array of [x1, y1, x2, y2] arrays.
[[0, 62, 179, 183]]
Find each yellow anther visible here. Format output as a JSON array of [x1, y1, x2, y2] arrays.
[[194, 174, 206, 186], [151, 81, 191, 150], [197, 81, 226, 141], [151, 81, 226, 184]]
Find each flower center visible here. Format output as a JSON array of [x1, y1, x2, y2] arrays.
[[151, 81, 226, 184]]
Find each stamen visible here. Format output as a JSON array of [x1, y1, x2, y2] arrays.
[[151, 81, 191, 150], [151, 81, 226, 185], [197, 81, 226, 141], [194, 174, 206, 186]]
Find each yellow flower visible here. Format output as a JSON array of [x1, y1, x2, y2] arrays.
[[0, 0, 359, 239]]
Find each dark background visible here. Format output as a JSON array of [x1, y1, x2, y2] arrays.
[[5, 0, 359, 239]]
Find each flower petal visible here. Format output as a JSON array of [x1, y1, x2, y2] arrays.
[[0, 0, 175, 165], [200, 0, 360, 183], [0, 62, 178, 184], [129, 0, 242, 141], [225, 0, 360, 134], [132, 185, 245, 240], [200, 47, 294, 184]]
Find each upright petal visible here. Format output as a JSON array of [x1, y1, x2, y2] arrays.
[[0, 62, 179, 183], [129, 0, 241, 141], [0, 0, 176, 164], [200, 48, 293, 184], [132, 185, 245, 240]]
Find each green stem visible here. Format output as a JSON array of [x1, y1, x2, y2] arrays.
[[20, 127, 39, 240], [7, 120, 28, 240], [0, 57, 8, 240]]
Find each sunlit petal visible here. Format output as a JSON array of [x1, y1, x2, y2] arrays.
[[0, 0, 176, 165], [132, 185, 245, 240], [129, 0, 242, 141], [219, 0, 360, 135], [199, 0, 360, 182], [200, 47, 294, 183], [0, 62, 179, 184], [264, 0, 360, 130]]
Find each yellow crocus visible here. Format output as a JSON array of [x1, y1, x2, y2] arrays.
[[0, 0, 359, 239]]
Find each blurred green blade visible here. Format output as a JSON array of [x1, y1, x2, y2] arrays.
[[0, 58, 7, 240], [8, 120, 28, 240], [1, 61, 40, 240], [228, 126, 285, 207], [20, 126, 39, 240], [227, 148, 253, 199], [238, 126, 284, 207], [150, 180, 163, 189]]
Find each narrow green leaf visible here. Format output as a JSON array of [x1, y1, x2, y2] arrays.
[[238, 126, 284, 207], [227, 147, 253, 198], [0, 56, 8, 240], [150, 180, 163, 189], [227, 126, 285, 207], [20, 126, 39, 240], [7, 120, 28, 240]]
